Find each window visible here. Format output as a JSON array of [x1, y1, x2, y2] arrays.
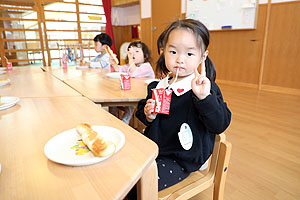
[[0, 0, 106, 67], [0, 3, 43, 66]]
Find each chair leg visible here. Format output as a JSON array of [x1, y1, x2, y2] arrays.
[[213, 141, 232, 200]]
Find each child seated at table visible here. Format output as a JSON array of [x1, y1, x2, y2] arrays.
[[81, 33, 113, 69], [109, 41, 155, 124], [110, 41, 155, 78], [135, 18, 231, 193]]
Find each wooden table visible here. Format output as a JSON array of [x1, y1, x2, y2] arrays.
[[0, 97, 158, 200], [43, 66, 106, 81], [44, 66, 149, 107], [64, 75, 148, 106], [0, 67, 81, 97]]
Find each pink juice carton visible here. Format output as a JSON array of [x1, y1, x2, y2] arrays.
[[152, 88, 172, 115], [120, 74, 131, 90], [62, 61, 67, 69], [7, 62, 12, 70]]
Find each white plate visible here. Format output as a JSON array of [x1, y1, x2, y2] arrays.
[[44, 126, 125, 166], [0, 67, 6, 71], [0, 71, 6, 75], [0, 96, 19, 111], [105, 72, 127, 79], [76, 65, 89, 69], [145, 79, 159, 84], [0, 78, 10, 86]]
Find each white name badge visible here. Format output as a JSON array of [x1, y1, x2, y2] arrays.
[[178, 123, 193, 150]]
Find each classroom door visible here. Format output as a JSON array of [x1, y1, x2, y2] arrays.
[[151, 0, 181, 70]]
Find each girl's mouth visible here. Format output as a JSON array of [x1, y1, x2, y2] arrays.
[[175, 66, 183, 70]]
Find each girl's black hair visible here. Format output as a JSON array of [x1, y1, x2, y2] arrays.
[[93, 33, 113, 47], [156, 19, 216, 82], [157, 30, 166, 55], [126, 41, 152, 63]]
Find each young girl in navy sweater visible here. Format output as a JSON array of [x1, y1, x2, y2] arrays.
[[135, 19, 231, 191]]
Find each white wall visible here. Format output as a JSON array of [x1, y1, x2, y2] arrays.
[[111, 5, 140, 26], [141, 0, 151, 18], [139, 0, 297, 21], [181, 0, 186, 13], [259, 0, 298, 3]]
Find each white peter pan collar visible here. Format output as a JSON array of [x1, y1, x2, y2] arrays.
[[156, 73, 195, 96]]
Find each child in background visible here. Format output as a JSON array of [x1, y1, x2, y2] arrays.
[[135, 19, 231, 192], [110, 41, 154, 78], [81, 33, 113, 69], [110, 41, 155, 124]]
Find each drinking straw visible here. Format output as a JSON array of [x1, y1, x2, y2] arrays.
[[168, 67, 179, 89]]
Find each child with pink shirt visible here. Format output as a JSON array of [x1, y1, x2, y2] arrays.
[[110, 41, 155, 124], [111, 41, 154, 78]]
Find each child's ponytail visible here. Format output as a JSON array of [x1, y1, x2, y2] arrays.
[[156, 55, 167, 78], [205, 56, 216, 82]]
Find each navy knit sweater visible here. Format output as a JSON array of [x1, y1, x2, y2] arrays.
[[136, 81, 231, 173]]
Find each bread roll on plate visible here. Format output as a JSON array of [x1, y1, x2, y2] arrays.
[[0, 78, 9, 82], [76, 123, 116, 157]]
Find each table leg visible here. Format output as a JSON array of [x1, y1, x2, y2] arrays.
[[137, 161, 158, 200]]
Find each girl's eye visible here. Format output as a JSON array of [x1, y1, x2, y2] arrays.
[[169, 50, 176, 54], [187, 53, 194, 56]]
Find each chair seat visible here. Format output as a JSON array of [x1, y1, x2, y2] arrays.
[[158, 133, 232, 200], [159, 170, 215, 200]]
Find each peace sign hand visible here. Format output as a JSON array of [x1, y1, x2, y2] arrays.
[[191, 59, 211, 100]]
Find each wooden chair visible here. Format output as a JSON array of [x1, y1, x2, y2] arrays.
[[119, 42, 130, 65], [158, 133, 232, 200]]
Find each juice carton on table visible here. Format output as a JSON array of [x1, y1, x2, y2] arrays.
[[7, 62, 12, 70], [120, 74, 131, 90]]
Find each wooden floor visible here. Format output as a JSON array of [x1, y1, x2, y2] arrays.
[[190, 84, 300, 200]]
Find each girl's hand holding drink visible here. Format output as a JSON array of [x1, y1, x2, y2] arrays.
[[144, 99, 157, 122]]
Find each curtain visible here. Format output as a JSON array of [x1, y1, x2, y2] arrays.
[[103, 0, 116, 53], [103, 0, 116, 71], [131, 25, 139, 39]]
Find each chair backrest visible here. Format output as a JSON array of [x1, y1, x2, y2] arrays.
[[158, 133, 232, 200], [119, 42, 130, 65]]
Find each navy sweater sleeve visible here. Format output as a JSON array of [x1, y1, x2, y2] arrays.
[[192, 82, 231, 134]]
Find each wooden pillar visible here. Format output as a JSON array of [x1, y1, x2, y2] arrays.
[[258, 0, 271, 90], [0, 32, 6, 67], [75, 0, 82, 45], [35, 0, 46, 66], [39, 0, 51, 66]]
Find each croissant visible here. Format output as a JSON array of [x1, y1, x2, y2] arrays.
[[0, 78, 9, 83], [76, 123, 116, 157]]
